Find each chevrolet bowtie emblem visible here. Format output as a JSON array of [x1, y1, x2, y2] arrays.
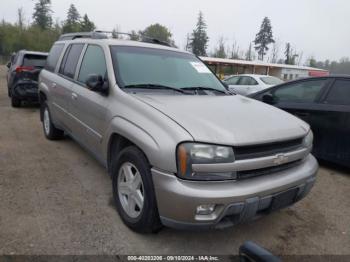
[[273, 154, 289, 165]]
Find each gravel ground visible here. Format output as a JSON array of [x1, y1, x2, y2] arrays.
[[0, 66, 349, 256]]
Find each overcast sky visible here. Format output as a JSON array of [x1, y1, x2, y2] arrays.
[[1, 0, 349, 62]]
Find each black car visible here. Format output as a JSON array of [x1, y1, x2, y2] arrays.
[[6, 50, 48, 107], [250, 76, 350, 168]]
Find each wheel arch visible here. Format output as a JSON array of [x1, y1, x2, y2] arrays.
[[39, 91, 47, 121], [107, 132, 154, 176]]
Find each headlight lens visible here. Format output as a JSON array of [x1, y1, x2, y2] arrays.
[[303, 131, 313, 151], [177, 143, 236, 181]]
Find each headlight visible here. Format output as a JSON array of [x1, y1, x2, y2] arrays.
[[303, 131, 313, 151], [177, 143, 236, 181]]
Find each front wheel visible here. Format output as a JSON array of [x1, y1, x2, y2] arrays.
[[112, 146, 162, 233], [42, 102, 64, 140]]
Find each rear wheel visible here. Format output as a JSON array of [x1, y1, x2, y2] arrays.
[[11, 96, 21, 107], [112, 146, 162, 233], [42, 102, 64, 140]]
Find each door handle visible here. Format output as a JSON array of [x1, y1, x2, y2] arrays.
[[71, 93, 78, 100], [51, 82, 57, 88]]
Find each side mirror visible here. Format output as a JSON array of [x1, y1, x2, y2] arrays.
[[262, 93, 276, 105], [6, 62, 11, 69], [239, 241, 280, 262], [86, 74, 109, 95]]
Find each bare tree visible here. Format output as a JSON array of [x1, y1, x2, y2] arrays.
[[270, 40, 280, 63], [17, 8, 25, 29], [185, 33, 191, 51], [245, 43, 253, 61], [296, 51, 303, 66], [229, 38, 240, 59], [212, 36, 227, 58], [112, 25, 123, 39]]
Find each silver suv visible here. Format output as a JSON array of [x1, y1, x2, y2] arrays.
[[39, 32, 318, 233]]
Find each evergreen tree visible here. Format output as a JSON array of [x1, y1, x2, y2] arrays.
[[129, 30, 140, 41], [32, 0, 53, 30], [284, 43, 298, 65], [62, 4, 81, 33], [142, 23, 173, 43], [285, 43, 291, 64], [189, 11, 209, 56], [80, 14, 95, 32], [254, 17, 274, 60], [308, 56, 317, 67]]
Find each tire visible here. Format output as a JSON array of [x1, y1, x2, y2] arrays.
[[11, 96, 21, 107], [112, 146, 162, 233], [42, 102, 64, 140]]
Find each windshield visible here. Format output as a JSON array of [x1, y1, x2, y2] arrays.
[[260, 76, 284, 85], [110, 46, 226, 92]]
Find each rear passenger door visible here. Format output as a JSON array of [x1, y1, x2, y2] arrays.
[[54, 43, 84, 131], [311, 78, 350, 165], [69, 44, 109, 158]]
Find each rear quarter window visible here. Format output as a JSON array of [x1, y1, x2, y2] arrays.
[[45, 43, 65, 72]]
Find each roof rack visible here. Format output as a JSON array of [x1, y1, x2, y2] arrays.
[[58, 30, 173, 47], [58, 31, 108, 41]]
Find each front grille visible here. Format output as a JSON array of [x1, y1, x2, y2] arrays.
[[234, 138, 304, 160], [237, 160, 302, 180]]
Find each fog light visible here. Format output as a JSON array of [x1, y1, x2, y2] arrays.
[[196, 204, 216, 215]]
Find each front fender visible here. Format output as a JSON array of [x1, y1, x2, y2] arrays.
[[102, 115, 192, 173]]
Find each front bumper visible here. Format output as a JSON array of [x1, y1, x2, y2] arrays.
[[152, 154, 318, 230]]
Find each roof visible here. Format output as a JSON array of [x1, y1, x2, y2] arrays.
[[200, 56, 328, 72], [18, 50, 48, 56], [55, 37, 188, 53]]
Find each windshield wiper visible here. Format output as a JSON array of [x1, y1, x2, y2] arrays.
[[182, 86, 229, 94], [123, 84, 187, 94]]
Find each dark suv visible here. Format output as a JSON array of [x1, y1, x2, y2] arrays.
[[7, 50, 48, 107]]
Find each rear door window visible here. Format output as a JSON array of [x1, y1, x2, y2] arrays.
[[59, 44, 84, 79], [22, 54, 47, 68], [45, 44, 65, 72], [239, 76, 258, 85], [325, 79, 350, 105], [260, 76, 284, 85]]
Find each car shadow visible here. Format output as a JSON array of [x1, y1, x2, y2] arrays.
[[318, 159, 350, 175]]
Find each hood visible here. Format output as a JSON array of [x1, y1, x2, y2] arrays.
[[133, 93, 309, 146]]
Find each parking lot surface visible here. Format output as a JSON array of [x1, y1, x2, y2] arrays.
[[0, 66, 349, 255]]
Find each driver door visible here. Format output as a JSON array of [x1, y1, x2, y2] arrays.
[[69, 44, 109, 158]]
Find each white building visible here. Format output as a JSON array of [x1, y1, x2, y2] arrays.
[[200, 56, 329, 80]]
